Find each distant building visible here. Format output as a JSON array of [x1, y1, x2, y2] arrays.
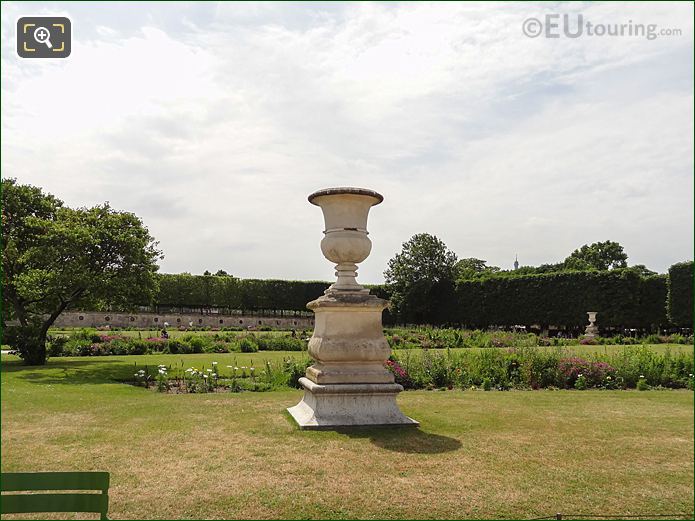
[[514, 254, 519, 270]]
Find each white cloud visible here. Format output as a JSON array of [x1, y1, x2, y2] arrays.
[[2, 1, 692, 282]]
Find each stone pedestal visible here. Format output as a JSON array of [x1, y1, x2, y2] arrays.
[[288, 292, 417, 429]]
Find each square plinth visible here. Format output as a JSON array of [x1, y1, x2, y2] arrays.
[[287, 377, 419, 430]]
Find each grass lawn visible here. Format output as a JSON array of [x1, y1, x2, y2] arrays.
[[1, 353, 693, 519]]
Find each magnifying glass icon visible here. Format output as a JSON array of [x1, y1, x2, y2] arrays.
[[33, 26, 53, 49]]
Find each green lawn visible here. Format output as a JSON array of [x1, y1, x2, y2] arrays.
[[1, 353, 693, 519]]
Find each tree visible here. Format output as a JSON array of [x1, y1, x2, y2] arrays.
[[384, 233, 458, 325], [2, 179, 162, 365], [564, 241, 628, 271], [455, 258, 500, 280], [626, 264, 657, 278]]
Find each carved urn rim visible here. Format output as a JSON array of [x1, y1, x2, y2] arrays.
[[308, 187, 384, 206]]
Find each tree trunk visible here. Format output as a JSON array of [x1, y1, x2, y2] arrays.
[[21, 332, 47, 365], [18, 301, 71, 366]]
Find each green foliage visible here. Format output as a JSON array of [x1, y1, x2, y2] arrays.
[[384, 233, 458, 325], [38, 330, 307, 358], [151, 274, 330, 312], [391, 345, 693, 391], [238, 338, 259, 353], [564, 240, 628, 270], [574, 374, 587, 390], [2, 178, 161, 365], [638, 275, 668, 329], [457, 269, 666, 329], [131, 356, 313, 393], [667, 262, 693, 328], [455, 258, 500, 280]]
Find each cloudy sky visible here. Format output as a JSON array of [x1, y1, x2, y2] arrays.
[[2, 1, 693, 283]]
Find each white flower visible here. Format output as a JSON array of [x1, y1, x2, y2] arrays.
[[212, 361, 218, 365], [203, 374, 208, 379], [134, 373, 140, 377], [207, 369, 213, 372], [639, 375, 645, 378], [234, 367, 239, 371], [250, 367, 255, 371], [185, 368, 193, 373], [226, 365, 233, 368]]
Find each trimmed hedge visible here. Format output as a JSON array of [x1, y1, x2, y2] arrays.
[[114, 264, 688, 330], [668, 262, 694, 328], [151, 274, 330, 313], [456, 269, 666, 329]]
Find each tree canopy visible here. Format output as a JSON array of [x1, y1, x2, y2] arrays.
[[564, 240, 628, 271], [2, 178, 161, 364], [384, 233, 458, 325], [455, 257, 500, 280]]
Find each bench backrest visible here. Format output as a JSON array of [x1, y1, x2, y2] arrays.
[[1, 471, 110, 520]]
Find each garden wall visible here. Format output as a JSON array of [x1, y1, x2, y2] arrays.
[[54, 311, 314, 330]]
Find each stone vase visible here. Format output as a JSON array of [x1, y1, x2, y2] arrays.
[[585, 311, 599, 338], [287, 187, 417, 429]]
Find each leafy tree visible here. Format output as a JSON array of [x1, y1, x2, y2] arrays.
[[384, 233, 458, 325], [564, 241, 628, 271], [626, 264, 657, 278], [455, 257, 500, 280], [2, 179, 161, 365]]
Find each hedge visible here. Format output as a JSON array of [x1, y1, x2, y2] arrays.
[[111, 264, 688, 330], [455, 269, 667, 329], [667, 262, 694, 328], [150, 274, 330, 313]]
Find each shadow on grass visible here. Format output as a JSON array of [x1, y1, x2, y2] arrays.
[[335, 426, 462, 454], [2, 358, 152, 386]]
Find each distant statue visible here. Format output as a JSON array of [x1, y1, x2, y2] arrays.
[[585, 312, 598, 338]]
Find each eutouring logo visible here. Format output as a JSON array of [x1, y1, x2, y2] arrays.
[[522, 14, 682, 40], [17, 17, 71, 58]]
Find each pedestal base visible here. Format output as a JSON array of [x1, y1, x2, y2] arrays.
[[584, 326, 599, 338], [287, 377, 419, 430]]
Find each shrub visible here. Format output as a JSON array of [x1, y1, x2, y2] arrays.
[[238, 338, 258, 353], [574, 374, 587, 390], [47, 336, 69, 357], [283, 358, 311, 388], [181, 334, 209, 353], [385, 358, 413, 389], [558, 357, 615, 389], [255, 335, 305, 352]]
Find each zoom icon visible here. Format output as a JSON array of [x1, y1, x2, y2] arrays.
[[17, 17, 71, 58]]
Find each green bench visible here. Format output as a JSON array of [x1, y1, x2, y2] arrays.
[[1, 471, 110, 520]]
